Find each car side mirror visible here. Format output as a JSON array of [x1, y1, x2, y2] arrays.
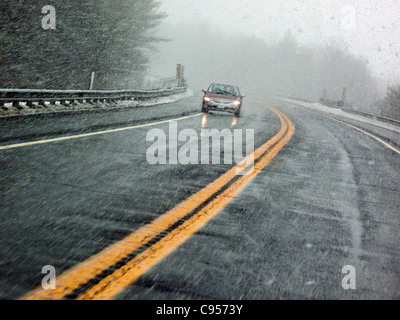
[[241, 95, 245, 98], [202, 90, 207, 94]]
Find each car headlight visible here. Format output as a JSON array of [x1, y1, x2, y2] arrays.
[[234, 100, 241, 106], [204, 97, 210, 102]]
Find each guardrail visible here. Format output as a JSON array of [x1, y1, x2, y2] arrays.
[[318, 98, 400, 127], [0, 86, 188, 108], [282, 96, 400, 127], [341, 108, 400, 127], [319, 98, 342, 108]]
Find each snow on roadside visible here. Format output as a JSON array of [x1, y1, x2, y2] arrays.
[[136, 89, 193, 107], [279, 97, 400, 134], [0, 89, 194, 118]]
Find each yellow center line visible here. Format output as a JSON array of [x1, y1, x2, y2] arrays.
[[21, 105, 294, 300], [78, 107, 294, 300]]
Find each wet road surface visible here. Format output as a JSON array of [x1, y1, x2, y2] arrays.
[[0, 95, 399, 299]]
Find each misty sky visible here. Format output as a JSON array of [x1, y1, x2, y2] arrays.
[[158, 0, 400, 84]]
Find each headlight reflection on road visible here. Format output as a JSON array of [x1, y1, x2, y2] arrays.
[[201, 113, 208, 128], [231, 116, 239, 127]]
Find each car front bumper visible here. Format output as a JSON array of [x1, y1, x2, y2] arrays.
[[203, 101, 240, 113]]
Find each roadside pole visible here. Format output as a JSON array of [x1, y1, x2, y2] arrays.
[[176, 64, 182, 87], [340, 86, 347, 108], [89, 72, 95, 90]]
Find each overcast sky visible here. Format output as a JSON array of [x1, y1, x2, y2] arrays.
[[158, 0, 400, 85]]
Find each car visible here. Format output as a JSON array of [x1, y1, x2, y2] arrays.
[[201, 83, 244, 117]]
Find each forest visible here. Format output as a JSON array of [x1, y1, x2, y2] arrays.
[[0, 2, 398, 119], [151, 23, 399, 119], [0, 0, 165, 89]]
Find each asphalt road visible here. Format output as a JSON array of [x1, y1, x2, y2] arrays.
[[0, 94, 399, 299]]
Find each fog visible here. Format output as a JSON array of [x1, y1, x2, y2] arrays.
[[1, 1, 399, 116], [157, 0, 400, 83], [150, 0, 400, 112], [150, 22, 378, 109]]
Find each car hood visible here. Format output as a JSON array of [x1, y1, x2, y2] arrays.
[[207, 93, 237, 101]]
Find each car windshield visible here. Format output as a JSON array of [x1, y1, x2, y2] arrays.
[[210, 85, 238, 97]]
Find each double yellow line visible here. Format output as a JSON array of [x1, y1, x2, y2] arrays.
[[22, 105, 294, 300]]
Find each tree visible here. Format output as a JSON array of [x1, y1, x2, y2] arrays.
[[383, 84, 400, 120], [0, 1, 166, 89]]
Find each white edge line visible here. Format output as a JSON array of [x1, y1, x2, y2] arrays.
[[330, 117, 400, 155], [279, 97, 400, 134], [290, 103, 400, 156], [0, 113, 202, 151]]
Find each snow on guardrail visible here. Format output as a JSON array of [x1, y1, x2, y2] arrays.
[[0, 86, 188, 109], [278, 96, 400, 134], [0, 87, 192, 118]]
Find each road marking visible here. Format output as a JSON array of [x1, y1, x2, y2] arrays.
[[0, 113, 202, 151], [21, 106, 294, 300], [78, 108, 294, 300], [289, 103, 400, 155], [328, 117, 400, 155]]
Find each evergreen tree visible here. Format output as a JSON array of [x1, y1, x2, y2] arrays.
[[0, 1, 165, 89], [383, 84, 400, 120]]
